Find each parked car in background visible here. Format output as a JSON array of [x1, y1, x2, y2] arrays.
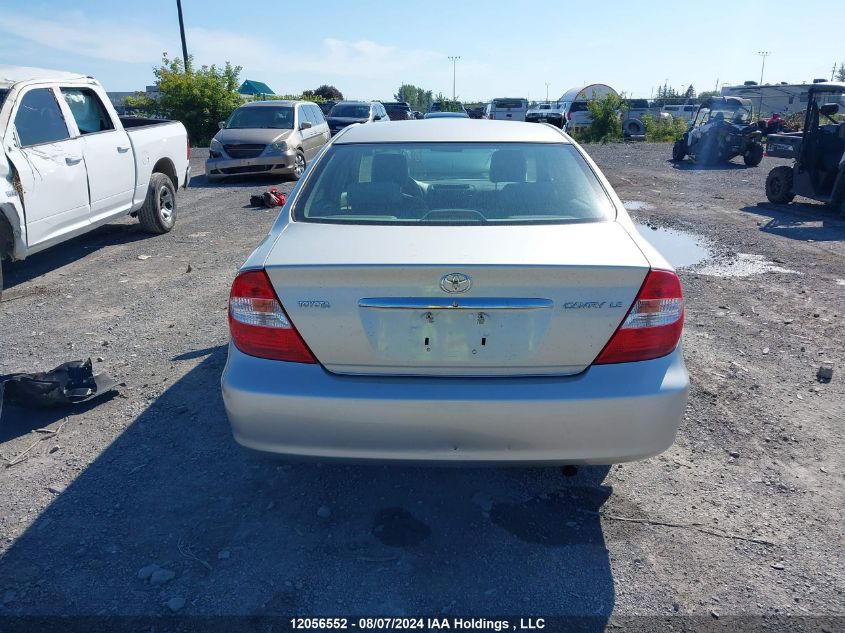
[[326, 101, 389, 136], [484, 97, 529, 121], [0, 66, 190, 298], [206, 101, 330, 182], [525, 102, 565, 128], [466, 106, 485, 119], [662, 104, 697, 124], [622, 98, 670, 137], [429, 101, 467, 114], [222, 119, 688, 464], [382, 101, 413, 121], [412, 111, 424, 120], [423, 111, 470, 119], [318, 100, 337, 116], [560, 100, 592, 132]]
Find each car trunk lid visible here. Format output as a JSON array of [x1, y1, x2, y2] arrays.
[[264, 221, 650, 376]]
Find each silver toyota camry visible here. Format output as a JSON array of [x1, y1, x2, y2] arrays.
[[221, 120, 689, 464]]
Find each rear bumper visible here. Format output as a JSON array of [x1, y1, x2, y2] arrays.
[[205, 150, 298, 177], [221, 346, 689, 464]]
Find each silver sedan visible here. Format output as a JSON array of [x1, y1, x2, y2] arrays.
[[222, 120, 689, 464]]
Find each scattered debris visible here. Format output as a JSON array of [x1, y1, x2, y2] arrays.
[[137, 564, 160, 580], [177, 538, 212, 572], [729, 451, 740, 459], [137, 255, 151, 261], [3, 418, 68, 467], [0, 359, 116, 423], [249, 187, 287, 208], [771, 562, 785, 570], [817, 364, 834, 382], [593, 511, 776, 546], [47, 483, 66, 495], [149, 568, 176, 585]]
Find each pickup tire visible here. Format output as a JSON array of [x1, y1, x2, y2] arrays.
[[672, 139, 686, 162], [624, 119, 645, 137], [138, 173, 177, 234]]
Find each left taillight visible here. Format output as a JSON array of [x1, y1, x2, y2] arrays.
[[228, 270, 317, 363], [593, 269, 684, 365]]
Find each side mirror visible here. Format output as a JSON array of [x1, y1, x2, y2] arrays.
[[300, 121, 313, 130], [819, 103, 839, 117], [218, 121, 225, 130]]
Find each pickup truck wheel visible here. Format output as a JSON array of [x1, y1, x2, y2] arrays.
[[138, 173, 177, 234], [765, 166, 795, 204], [292, 151, 306, 180]]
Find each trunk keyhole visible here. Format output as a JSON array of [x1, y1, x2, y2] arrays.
[[424, 337, 430, 347], [481, 337, 487, 346]]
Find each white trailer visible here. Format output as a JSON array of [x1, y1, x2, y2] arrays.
[[721, 82, 845, 117]]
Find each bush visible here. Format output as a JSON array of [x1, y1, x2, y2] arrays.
[[642, 114, 688, 142], [132, 55, 244, 146], [581, 93, 625, 143]]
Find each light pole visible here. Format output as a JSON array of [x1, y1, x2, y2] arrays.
[[758, 51, 770, 117], [545, 82, 550, 103], [176, 0, 189, 71], [448, 56, 461, 102]]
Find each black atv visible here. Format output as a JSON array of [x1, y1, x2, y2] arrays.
[[764, 84, 845, 214], [672, 97, 764, 166]]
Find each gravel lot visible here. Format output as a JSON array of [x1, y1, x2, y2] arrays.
[[0, 143, 842, 630]]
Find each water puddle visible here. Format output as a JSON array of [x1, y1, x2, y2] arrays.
[[623, 200, 652, 211], [635, 223, 710, 268]]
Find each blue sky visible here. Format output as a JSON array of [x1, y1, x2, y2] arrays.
[[1, 0, 841, 102]]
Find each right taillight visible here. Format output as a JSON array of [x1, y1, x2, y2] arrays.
[[593, 269, 684, 365], [228, 270, 316, 363]]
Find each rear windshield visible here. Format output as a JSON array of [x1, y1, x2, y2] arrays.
[[292, 143, 614, 225], [330, 104, 371, 118], [569, 102, 590, 113], [226, 106, 293, 129], [493, 99, 527, 109]]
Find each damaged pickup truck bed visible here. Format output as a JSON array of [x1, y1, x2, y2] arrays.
[[0, 66, 190, 298]]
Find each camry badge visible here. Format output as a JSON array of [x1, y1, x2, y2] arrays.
[[440, 273, 472, 294]]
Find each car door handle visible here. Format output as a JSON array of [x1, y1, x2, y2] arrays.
[[117, 146, 131, 153], [65, 156, 83, 165]]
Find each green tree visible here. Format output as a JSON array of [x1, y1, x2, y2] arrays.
[[312, 85, 344, 100], [641, 114, 689, 142], [394, 84, 433, 111], [581, 92, 625, 143], [433, 92, 462, 112], [836, 63, 845, 82], [133, 54, 243, 145], [697, 90, 720, 100], [685, 85, 696, 99]]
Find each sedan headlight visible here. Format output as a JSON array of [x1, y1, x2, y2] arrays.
[[264, 141, 288, 156], [209, 138, 224, 158]]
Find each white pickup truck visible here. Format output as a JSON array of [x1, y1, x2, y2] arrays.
[[0, 67, 190, 297]]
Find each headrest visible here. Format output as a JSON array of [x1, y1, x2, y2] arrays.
[[490, 150, 527, 183]]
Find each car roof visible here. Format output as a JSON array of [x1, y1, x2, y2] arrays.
[[334, 119, 570, 144], [334, 101, 375, 106], [239, 100, 300, 108]]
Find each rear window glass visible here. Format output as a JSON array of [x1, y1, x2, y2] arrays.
[[293, 143, 614, 225], [493, 99, 527, 109], [330, 104, 371, 118], [569, 102, 590, 113], [226, 106, 293, 129]]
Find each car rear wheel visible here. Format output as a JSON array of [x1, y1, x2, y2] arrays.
[[765, 166, 795, 204], [672, 139, 686, 162], [292, 151, 306, 180], [744, 143, 764, 167], [138, 172, 177, 234]]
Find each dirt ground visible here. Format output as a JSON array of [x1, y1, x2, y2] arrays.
[[0, 143, 842, 631]]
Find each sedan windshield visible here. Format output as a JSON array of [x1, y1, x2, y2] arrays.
[[226, 106, 294, 129], [329, 104, 371, 118], [294, 142, 614, 225]]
